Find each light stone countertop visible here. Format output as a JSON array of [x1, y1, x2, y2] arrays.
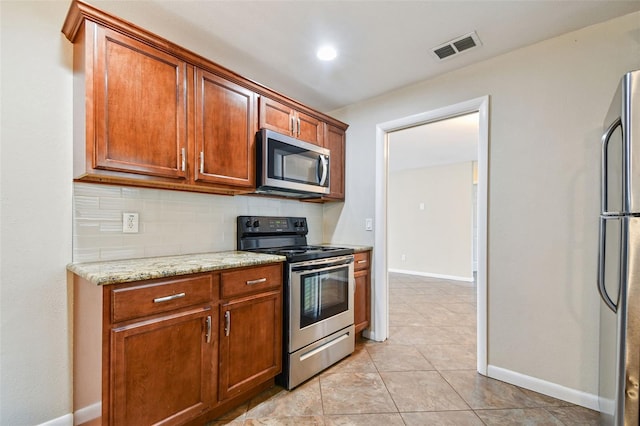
[[67, 251, 286, 286], [322, 243, 373, 253]]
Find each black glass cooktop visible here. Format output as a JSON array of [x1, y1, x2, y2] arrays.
[[237, 216, 354, 262]]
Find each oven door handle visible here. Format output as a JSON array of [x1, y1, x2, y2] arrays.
[[290, 256, 354, 272]]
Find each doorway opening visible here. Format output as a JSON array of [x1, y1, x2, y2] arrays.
[[370, 96, 489, 375], [387, 112, 478, 281]]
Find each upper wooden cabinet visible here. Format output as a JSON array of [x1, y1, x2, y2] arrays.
[[93, 26, 188, 180], [63, 0, 348, 199], [259, 97, 324, 146], [324, 124, 346, 200], [194, 69, 257, 188]]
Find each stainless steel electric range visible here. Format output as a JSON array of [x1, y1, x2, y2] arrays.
[[237, 216, 355, 389]]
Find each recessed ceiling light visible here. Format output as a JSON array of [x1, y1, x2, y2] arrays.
[[317, 45, 337, 61]]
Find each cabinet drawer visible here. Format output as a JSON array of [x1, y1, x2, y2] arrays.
[[111, 275, 213, 323], [354, 251, 370, 271], [221, 264, 282, 299]]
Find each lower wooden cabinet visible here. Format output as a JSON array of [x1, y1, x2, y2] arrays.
[[110, 307, 215, 425], [72, 262, 283, 426], [219, 290, 282, 400], [354, 250, 371, 334]]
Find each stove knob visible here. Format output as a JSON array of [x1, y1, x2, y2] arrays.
[[253, 220, 260, 228], [245, 219, 252, 228]]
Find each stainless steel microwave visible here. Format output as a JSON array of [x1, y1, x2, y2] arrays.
[[256, 129, 330, 197]]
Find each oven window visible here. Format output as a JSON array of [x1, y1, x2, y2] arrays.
[[300, 266, 349, 329]]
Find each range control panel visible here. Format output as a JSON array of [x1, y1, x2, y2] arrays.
[[237, 216, 307, 235]]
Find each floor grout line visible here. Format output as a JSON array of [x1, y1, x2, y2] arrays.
[[209, 273, 599, 425]]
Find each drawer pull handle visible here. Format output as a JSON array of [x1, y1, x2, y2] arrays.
[[224, 311, 230, 336], [246, 278, 267, 285], [357, 260, 367, 264], [153, 292, 186, 303]]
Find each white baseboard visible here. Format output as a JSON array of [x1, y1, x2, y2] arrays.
[[388, 268, 474, 283], [362, 329, 385, 342], [73, 402, 101, 425], [487, 364, 599, 411], [37, 413, 72, 426]]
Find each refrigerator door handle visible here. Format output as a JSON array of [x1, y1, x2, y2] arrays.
[[601, 117, 622, 214], [598, 216, 618, 313]]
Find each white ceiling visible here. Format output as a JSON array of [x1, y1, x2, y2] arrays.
[[388, 112, 479, 172], [90, 0, 640, 113]]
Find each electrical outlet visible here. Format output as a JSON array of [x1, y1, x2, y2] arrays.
[[401, 254, 406, 262], [123, 212, 139, 233]]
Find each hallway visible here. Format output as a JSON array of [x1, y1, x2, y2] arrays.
[[211, 273, 599, 425]]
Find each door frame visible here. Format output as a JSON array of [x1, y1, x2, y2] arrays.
[[371, 96, 489, 375]]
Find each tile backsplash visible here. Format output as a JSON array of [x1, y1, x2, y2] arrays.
[[73, 183, 324, 263]]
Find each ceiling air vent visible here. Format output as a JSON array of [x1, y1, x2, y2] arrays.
[[431, 31, 482, 61]]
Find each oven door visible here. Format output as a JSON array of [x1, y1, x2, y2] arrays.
[[289, 255, 354, 352]]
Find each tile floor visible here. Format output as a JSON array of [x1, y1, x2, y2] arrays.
[[210, 272, 600, 425]]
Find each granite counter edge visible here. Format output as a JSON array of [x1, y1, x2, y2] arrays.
[[67, 251, 286, 286]]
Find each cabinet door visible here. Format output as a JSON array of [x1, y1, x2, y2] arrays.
[[296, 111, 324, 146], [194, 69, 256, 188], [258, 97, 324, 146], [219, 290, 282, 400], [94, 26, 187, 179], [259, 96, 295, 136], [110, 307, 215, 426], [354, 251, 371, 334], [325, 124, 346, 200], [354, 269, 370, 334]]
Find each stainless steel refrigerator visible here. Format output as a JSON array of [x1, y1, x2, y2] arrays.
[[598, 69, 640, 426]]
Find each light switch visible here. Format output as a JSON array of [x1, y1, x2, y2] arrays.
[[365, 218, 373, 231]]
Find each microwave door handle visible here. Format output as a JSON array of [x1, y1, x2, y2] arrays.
[[597, 216, 618, 313], [601, 117, 622, 214], [317, 155, 329, 186]]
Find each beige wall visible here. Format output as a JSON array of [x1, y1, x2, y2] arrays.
[[1, 1, 74, 424], [388, 162, 473, 280], [1, 1, 639, 423], [326, 12, 640, 399]]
